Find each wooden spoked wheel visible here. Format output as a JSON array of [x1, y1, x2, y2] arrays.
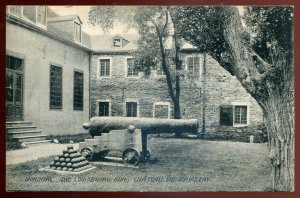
[[80, 147, 94, 161], [122, 148, 140, 166]]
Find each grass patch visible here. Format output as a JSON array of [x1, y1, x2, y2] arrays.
[[6, 139, 271, 192], [47, 133, 92, 144]]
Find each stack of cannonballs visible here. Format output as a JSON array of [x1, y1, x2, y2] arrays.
[[47, 145, 93, 172]]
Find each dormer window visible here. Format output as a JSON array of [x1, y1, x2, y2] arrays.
[[74, 22, 81, 43], [7, 6, 47, 27], [113, 38, 122, 47]]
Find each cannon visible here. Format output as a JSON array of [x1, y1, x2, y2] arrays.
[[79, 117, 198, 166]]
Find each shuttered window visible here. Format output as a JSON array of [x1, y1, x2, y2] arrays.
[[220, 105, 248, 126], [73, 71, 84, 110], [50, 65, 62, 109], [220, 105, 233, 126]]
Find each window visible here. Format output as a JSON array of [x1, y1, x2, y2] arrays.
[[234, 106, 247, 124], [187, 57, 200, 76], [50, 65, 62, 109], [99, 102, 109, 116], [220, 105, 248, 126], [127, 58, 138, 77], [74, 22, 81, 43], [113, 38, 122, 47], [73, 71, 84, 110], [8, 6, 22, 17], [8, 6, 46, 26], [6, 56, 23, 71], [126, 102, 137, 117], [99, 59, 110, 77], [23, 6, 36, 22], [37, 6, 46, 26]]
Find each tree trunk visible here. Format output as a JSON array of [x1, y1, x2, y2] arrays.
[[263, 88, 294, 191], [214, 7, 294, 191]]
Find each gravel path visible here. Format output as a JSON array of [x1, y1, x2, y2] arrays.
[[6, 143, 79, 165]]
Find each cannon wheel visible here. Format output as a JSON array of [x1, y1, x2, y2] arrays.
[[80, 147, 94, 161], [122, 148, 140, 166]]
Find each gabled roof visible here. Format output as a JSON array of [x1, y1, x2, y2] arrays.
[[90, 34, 139, 52]]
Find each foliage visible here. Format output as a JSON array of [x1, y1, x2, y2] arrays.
[[175, 7, 227, 59], [243, 7, 293, 61]]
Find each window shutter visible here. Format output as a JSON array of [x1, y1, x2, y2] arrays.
[[220, 105, 233, 126]]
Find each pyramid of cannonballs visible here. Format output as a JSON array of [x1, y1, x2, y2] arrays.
[[47, 145, 92, 172]]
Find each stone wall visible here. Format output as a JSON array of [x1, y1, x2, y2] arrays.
[[90, 51, 264, 140]]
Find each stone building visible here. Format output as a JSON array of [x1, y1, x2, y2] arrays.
[[6, 6, 264, 144], [89, 35, 265, 142]]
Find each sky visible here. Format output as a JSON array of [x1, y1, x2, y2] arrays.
[[49, 6, 245, 35]]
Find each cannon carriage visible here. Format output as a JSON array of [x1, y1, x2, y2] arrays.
[[79, 117, 198, 166]]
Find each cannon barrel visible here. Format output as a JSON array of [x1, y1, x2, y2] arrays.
[[84, 117, 199, 136]]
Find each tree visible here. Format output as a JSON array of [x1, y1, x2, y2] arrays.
[[175, 6, 294, 191], [89, 6, 183, 123]]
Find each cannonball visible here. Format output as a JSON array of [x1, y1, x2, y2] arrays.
[[56, 167, 61, 171], [67, 163, 72, 168], [55, 162, 61, 167], [73, 168, 78, 172], [65, 158, 71, 162], [58, 153, 64, 157], [61, 162, 66, 167], [68, 149, 74, 154], [60, 158, 65, 162], [64, 153, 70, 158], [72, 163, 78, 168], [67, 145, 73, 150], [54, 157, 60, 161], [50, 161, 55, 167], [62, 167, 68, 171], [68, 168, 73, 172], [51, 166, 56, 170]]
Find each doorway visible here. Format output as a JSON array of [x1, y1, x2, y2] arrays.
[[6, 55, 23, 121]]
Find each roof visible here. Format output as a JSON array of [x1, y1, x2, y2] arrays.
[[48, 15, 82, 24], [90, 34, 139, 51]]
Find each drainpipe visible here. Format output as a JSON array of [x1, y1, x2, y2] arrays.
[[202, 53, 207, 135], [88, 51, 93, 119]]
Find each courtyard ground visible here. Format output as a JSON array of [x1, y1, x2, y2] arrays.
[[6, 138, 271, 192]]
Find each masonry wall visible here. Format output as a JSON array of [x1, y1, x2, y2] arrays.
[[6, 21, 90, 135], [90, 51, 264, 139]]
